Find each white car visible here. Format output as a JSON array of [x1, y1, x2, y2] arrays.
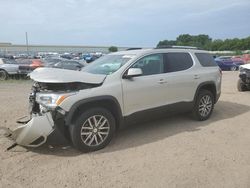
[[237, 64, 250, 91], [7, 47, 222, 152]]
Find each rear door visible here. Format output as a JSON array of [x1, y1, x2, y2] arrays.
[[160, 52, 197, 104]]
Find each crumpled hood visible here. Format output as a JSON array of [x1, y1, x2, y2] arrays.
[[240, 64, 250, 70], [30, 67, 106, 84]]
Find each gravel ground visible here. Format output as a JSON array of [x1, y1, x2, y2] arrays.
[[0, 72, 250, 188]]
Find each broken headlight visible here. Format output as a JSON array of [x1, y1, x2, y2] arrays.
[[36, 92, 77, 109]]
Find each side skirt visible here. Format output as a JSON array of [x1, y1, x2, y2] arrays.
[[123, 102, 194, 126]]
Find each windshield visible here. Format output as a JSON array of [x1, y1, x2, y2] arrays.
[[83, 55, 133, 75]]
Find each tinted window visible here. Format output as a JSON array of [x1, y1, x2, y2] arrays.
[[2, 59, 17, 64], [164, 53, 193, 73], [131, 54, 164, 76], [195, 53, 217, 67]]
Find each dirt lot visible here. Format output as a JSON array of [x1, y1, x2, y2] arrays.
[[0, 72, 250, 188]]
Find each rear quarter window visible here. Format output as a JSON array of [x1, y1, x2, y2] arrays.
[[195, 53, 217, 67], [164, 52, 193, 73]]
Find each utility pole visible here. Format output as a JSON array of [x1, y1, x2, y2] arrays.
[[25, 32, 29, 56]]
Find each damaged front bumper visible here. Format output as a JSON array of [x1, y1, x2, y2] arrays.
[[7, 112, 55, 148]]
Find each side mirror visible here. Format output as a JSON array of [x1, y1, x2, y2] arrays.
[[123, 68, 142, 79]]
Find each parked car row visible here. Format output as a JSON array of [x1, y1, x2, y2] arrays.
[[52, 52, 103, 63], [42, 58, 87, 70], [0, 57, 88, 80], [213, 54, 250, 71], [214, 56, 244, 71], [0, 58, 44, 80]]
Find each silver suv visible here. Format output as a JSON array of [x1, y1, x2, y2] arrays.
[[7, 47, 222, 152]]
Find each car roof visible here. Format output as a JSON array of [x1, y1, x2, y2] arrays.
[[112, 49, 152, 56], [112, 48, 208, 56]]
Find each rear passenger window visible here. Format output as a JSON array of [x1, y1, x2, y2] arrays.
[[164, 53, 193, 73], [195, 53, 217, 67]]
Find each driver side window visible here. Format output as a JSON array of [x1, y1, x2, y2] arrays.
[[131, 54, 164, 76]]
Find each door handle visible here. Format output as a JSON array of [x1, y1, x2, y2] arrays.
[[157, 79, 167, 84]]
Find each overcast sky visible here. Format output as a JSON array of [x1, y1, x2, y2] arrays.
[[0, 0, 250, 47]]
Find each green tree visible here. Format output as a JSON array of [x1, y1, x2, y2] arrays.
[[157, 35, 250, 51], [210, 39, 223, 51], [176, 34, 193, 46], [157, 40, 177, 47]]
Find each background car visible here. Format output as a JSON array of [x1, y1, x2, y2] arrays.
[[231, 56, 244, 62], [215, 56, 244, 71], [16, 59, 44, 74], [51, 60, 86, 71], [242, 54, 250, 64], [82, 54, 101, 63]]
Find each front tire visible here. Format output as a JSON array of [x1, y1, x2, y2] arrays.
[[69, 108, 116, 152], [230, 66, 237, 71], [192, 90, 214, 121], [237, 79, 247, 92], [0, 70, 8, 80]]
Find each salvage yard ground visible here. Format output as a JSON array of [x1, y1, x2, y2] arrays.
[[0, 71, 250, 188]]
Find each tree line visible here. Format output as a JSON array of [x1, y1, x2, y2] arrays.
[[157, 34, 250, 51]]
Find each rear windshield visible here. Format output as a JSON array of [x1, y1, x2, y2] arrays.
[[195, 53, 217, 67]]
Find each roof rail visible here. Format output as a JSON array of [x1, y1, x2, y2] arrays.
[[155, 45, 201, 50], [126, 48, 142, 51]]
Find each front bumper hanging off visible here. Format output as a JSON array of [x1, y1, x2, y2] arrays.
[[2, 112, 55, 149]]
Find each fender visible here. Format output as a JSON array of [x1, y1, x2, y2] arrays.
[[64, 95, 123, 127], [193, 81, 219, 103]]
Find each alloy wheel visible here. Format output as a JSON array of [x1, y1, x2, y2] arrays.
[[80, 115, 110, 147], [198, 95, 212, 117], [231, 66, 237, 71]]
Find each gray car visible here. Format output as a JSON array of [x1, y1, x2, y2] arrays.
[[0, 58, 19, 80]]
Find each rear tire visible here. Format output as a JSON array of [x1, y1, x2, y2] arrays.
[[192, 90, 214, 121], [230, 66, 237, 71], [237, 79, 247, 92], [69, 108, 116, 152], [0, 70, 8, 80]]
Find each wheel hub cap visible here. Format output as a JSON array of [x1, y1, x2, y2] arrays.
[[198, 95, 212, 117], [80, 115, 110, 147]]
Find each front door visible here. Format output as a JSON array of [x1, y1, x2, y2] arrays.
[[122, 53, 168, 116]]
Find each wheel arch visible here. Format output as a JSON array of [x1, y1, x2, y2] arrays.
[[0, 68, 8, 72], [194, 82, 217, 103], [65, 95, 123, 128]]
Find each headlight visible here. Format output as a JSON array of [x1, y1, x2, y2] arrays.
[[36, 92, 77, 109]]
